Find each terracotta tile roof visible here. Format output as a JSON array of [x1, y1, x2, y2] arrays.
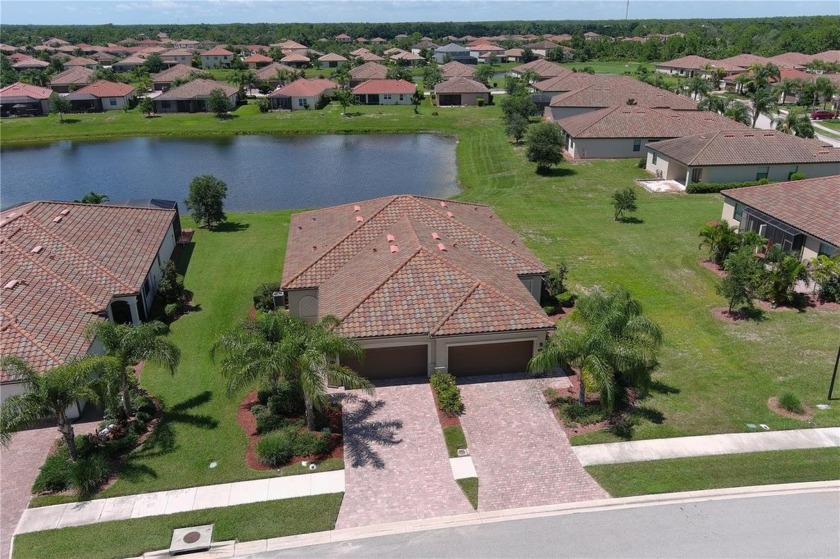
[[350, 48, 370, 56], [156, 79, 238, 100], [357, 51, 384, 62], [512, 59, 568, 78], [557, 106, 743, 139], [441, 61, 476, 78], [49, 66, 95, 86], [533, 72, 604, 93], [69, 80, 135, 98], [548, 79, 698, 110], [11, 57, 49, 69], [348, 62, 388, 80], [352, 79, 416, 95], [282, 196, 552, 339], [0, 82, 54, 100], [255, 62, 296, 80], [279, 53, 310, 63], [268, 78, 336, 97], [243, 53, 273, 63], [526, 40, 561, 50], [64, 56, 98, 67], [647, 130, 840, 166], [435, 77, 489, 94], [505, 48, 524, 57], [0, 202, 175, 373], [655, 55, 713, 70], [767, 52, 814, 68], [202, 46, 233, 56], [812, 50, 840, 63], [151, 63, 195, 83], [723, 175, 840, 246], [717, 54, 772, 68], [318, 53, 347, 62], [389, 51, 423, 62], [273, 40, 307, 50], [162, 48, 196, 57]]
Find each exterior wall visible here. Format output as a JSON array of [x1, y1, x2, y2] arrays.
[[201, 55, 233, 69], [163, 54, 192, 65], [518, 274, 544, 301], [153, 93, 237, 113], [437, 92, 489, 106], [645, 152, 687, 181], [655, 65, 695, 77], [434, 52, 473, 64], [720, 199, 738, 226], [0, 381, 27, 408], [286, 288, 319, 322], [695, 163, 840, 184], [357, 92, 412, 105], [320, 60, 347, 68], [101, 94, 133, 110], [567, 137, 660, 159], [139, 222, 178, 313], [801, 236, 822, 262]]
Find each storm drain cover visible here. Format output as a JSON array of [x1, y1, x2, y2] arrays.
[[169, 524, 213, 555]]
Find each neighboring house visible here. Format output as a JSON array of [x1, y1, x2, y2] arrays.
[[812, 50, 840, 64], [49, 66, 94, 93], [318, 53, 348, 68], [66, 80, 137, 112], [0, 201, 178, 409], [435, 77, 490, 106], [348, 62, 388, 87], [280, 195, 554, 380], [503, 48, 524, 63], [543, 78, 698, 121], [63, 56, 99, 69], [279, 53, 310, 67], [646, 129, 840, 185], [371, 37, 387, 45], [716, 53, 772, 69], [243, 53, 273, 69], [525, 40, 562, 58], [357, 51, 385, 63], [441, 60, 477, 79], [411, 40, 438, 55], [335, 34, 352, 43], [434, 43, 474, 64], [469, 42, 504, 62], [151, 63, 195, 91], [654, 55, 713, 77], [389, 51, 424, 65], [268, 78, 336, 110], [111, 54, 147, 72], [767, 52, 814, 69], [530, 71, 603, 105], [153, 79, 239, 113], [255, 62, 297, 89], [510, 59, 568, 80], [160, 48, 195, 66], [352, 79, 415, 105], [11, 56, 49, 71], [720, 175, 839, 261], [557, 106, 744, 160], [0, 82, 52, 116], [272, 40, 308, 55], [200, 46, 234, 69]]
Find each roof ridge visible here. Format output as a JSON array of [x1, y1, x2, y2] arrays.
[[429, 280, 480, 336], [0, 308, 66, 367], [0, 237, 103, 311], [285, 195, 401, 287], [19, 213, 137, 293], [338, 245, 423, 323], [689, 130, 723, 166]]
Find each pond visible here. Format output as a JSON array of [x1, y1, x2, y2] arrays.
[[0, 134, 460, 211]]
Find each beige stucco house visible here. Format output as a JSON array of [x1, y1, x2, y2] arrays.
[[66, 80, 136, 111], [434, 77, 490, 106], [267, 78, 336, 110], [200, 46, 234, 69], [281, 195, 555, 380]]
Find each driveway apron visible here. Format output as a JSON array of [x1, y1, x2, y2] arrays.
[[459, 373, 608, 512], [336, 382, 473, 529]]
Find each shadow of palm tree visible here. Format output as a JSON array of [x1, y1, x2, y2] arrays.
[[338, 394, 403, 470], [133, 391, 218, 460]]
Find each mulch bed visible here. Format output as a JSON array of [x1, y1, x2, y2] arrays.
[[430, 385, 461, 429], [236, 389, 344, 472], [699, 259, 726, 277], [545, 376, 612, 439], [768, 397, 813, 421], [711, 307, 757, 323]]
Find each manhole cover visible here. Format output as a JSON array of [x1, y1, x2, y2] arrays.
[[183, 531, 201, 544], [170, 524, 213, 555]]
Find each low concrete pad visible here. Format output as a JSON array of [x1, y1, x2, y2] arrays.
[[16, 505, 65, 534], [227, 479, 269, 506], [449, 457, 477, 480], [57, 499, 106, 528], [310, 470, 344, 495], [98, 495, 137, 522], [193, 483, 232, 510], [267, 476, 311, 500], [131, 491, 168, 518], [164, 488, 197, 514]]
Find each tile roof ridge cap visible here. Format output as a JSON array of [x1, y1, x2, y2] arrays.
[[429, 279, 481, 336], [18, 212, 137, 293], [338, 245, 424, 323], [285, 195, 400, 287], [1, 236, 104, 311], [469, 277, 554, 324], [0, 307, 66, 367], [689, 130, 723, 166]]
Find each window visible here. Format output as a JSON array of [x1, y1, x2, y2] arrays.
[[298, 98, 306, 106], [109, 98, 117, 106], [733, 202, 745, 221], [143, 277, 151, 296], [788, 165, 799, 180], [819, 243, 836, 257], [651, 152, 657, 164], [633, 139, 641, 152], [690, 168, 702, 183], [383, 94, 392, 100], [756, 166, 769, 180]]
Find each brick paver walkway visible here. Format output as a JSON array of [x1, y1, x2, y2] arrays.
[[335, 382, 473, 529], [459, 373, 608, 512], [0, 412, 101, 559]]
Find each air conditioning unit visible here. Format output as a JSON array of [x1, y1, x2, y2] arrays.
[[272, 290, 286, 310]]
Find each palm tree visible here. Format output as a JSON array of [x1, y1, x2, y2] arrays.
[[764, 247, 810, 306], [698, 94, 727, 114], [699, 220, 742, 266], [529, 288, 662, 413], [748, 86, 777, 127], [229, 69, 257, 94], [0, 356, 120, 460], [773, 78, 802, 104], [774, 108, 815, 138], [815, 76, 837, 109], [214, 312, 373, 431], [85, 321, 180, 417], [475, 64, 496, 87], [723, 98, 751, 126], [685, 74, 711, 100], [747, 63, 780, 92]]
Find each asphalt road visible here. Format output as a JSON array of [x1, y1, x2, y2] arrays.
[[251, 488, 840, 558]]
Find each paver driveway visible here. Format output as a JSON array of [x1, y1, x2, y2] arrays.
[[459, 373, 608, 512], [335, 382, 473, 529]]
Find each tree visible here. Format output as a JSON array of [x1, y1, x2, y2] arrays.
[[385, 64, 411, 82], [761, 247, 810, 307], [505, 114, 529, 144], [422, 64, 443, 90], [723, 98, 751, 126], [529, 288, 663, 412], [774, 108, 814, 138], [699, 220, 741, 267], [411, 87, 423, 114], [612, 187, 638, 221], [185, 174, 228, 229], [49, 92, 71, 123], [213, 312, 374, 431], [85, 321, 180, 418], [685, 75, 711, 100], [815, 76, 837, 109], [0, 356, 118, 460], [748, 86, 777, 128], [524, 121, 564, 173], [143, 53, 165, 73], [207, 88, 232, 118], [773, 78, 802, 104], [809, 254, 840, 303], [138, 96, 154, 117], [156, 259, 186, 308], [717, 246, 763, 313], [475, 64, 495, 86], [334, 87, 354, 115], [500, 93, 535, 124], [75, 191, 109, 204], [229, 69, 257, 94], [698, 94, 727, 114]]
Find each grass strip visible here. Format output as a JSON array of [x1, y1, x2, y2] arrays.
[[280, 457, 344, 476], [443, 426, 468, 458], [457, 477, 479, 510]]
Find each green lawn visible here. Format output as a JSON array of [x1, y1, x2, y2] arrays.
[[457, 477, 479, 509], [587, 448, 840, 498], [443, 426, 468, 458], [560, 61, 647, 74], [12, 494, 343, 559]]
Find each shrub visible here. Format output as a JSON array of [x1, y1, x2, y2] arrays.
[[257, 389, 272, 406], [607, 416, 637, 439], [267, 383, 305, 418], [253, 283, 282, 312], [636, 158, 646, 168], [164, 303, 179, 321], [430, 372, 464, 416], [133, 394, 156, 415], [253, 404, 301, 434], [778, 392, 805, 414], [157, 260, 186, 307], [70, 454, 110, 496], [256, 427, 331, 467], [788, 172, 807, 181], [32, 450, 71, 493], [476, 98, 485, 107], [256, 97, 269, 113], [686, 179, 768, 194], [551, 396, 609, 426]]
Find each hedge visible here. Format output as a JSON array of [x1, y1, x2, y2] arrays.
[[686, 178, 769, 194], [430, 372, 464, 417]]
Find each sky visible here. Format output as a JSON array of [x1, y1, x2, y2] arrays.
[[0, 0, 837, 25]]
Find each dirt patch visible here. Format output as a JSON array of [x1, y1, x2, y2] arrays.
[[768, 397, 813, 421], [712, 307, 757, 323], [699, 259, 726, 277]]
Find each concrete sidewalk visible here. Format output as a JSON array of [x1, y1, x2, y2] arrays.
[[15, 470, 345, 535], [572, 427, 840, 466]]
